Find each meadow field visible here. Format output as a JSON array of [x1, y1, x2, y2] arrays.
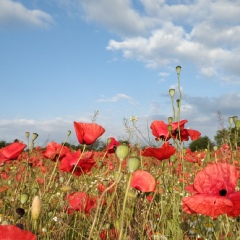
[[0, 67, 240, 240]]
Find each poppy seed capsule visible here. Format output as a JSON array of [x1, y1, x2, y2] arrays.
[[32, 133, 39, 141], [31, 196, 41, 220], [127, 157, 140, 173], [176, 65, 182, 74], [115, 144, 129, 161], [169, 89, 175, 97], [235, 120, 240, 129], [20, 193, 29, 204]]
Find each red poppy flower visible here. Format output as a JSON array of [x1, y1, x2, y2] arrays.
[[0, 142, 26, 163], [74, 122, 105, 145], [130, 170, 156, 192], [42, 141, 70, 161], [66, 192, 96, 214], [141, 142, 176, 161], [150, 120, 169, 141], [0, 225, 36, 240], [150, 119, 201, 141], [182, 163, 240, 218], [59, 150, 96, 176]]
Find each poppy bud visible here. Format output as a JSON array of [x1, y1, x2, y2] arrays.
[[127, 157, 140, 173], [20, 193, 29, 204], [213, 146, 218, 151], [25, 132, 30, 139], [169, 89, 175, 97], [176, 99, 180, 108], [176, 65, 181, 74], [67, 130, 71, 136], [32, 133, 38, 141], [233, 116, 238, 122], [229, 117, 233, 124], [168, 117, 173, 123], [31, 196, 41, 220], [115, 144, 129, 161], [234, 120, 240, 129], [167, 125, 172, 132]]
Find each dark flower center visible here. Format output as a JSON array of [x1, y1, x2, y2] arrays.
[[219, 189, 227, 196]]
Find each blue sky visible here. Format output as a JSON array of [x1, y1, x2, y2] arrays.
[[1, 0, 240, 146]]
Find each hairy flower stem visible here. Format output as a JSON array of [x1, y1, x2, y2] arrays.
[[171, 95, 176, 121], [88, 162, 123, 240], [118, 173, 133, 240]]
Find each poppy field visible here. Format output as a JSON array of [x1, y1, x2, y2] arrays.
[[1, 67, 240, 240]]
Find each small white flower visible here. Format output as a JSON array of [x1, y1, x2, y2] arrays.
[[130, 116, 138, 122], [53, 216, 58, 222]]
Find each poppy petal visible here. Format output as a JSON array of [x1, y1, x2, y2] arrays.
[[0, 225, 36, 240], [130, 170, 156, 192], [228, 191, 240, 217], [1, 142, 26, 160], [182, 194, 233, 218], [150, 120, 169, 140], [141, 142, 176, 161], [193, 163, 239, 195], [74, 122, 105, 145]]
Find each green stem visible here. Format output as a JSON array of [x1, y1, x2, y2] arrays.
[[118, 173, 133, 240], [88, 162, 123, 240]]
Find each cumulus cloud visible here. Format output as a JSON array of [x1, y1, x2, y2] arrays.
[[45, 0, 240, 84], [0, 0, 54, 29]]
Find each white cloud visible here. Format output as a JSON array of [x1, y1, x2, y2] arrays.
[[97, 93, 138, 104], [78, 0, 155, 36], [43, 0, 240, 84], [0, 0, 54, 29], [1, 92, 240, 146]]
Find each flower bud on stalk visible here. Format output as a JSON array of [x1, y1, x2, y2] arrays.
[[169, 89, 175, 97], [115, 144, 129, 162], [32, 133, 39, 142], [127, 157, 140, 173]]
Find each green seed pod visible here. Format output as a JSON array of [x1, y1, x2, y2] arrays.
[[115, 144, 129, 161], [127, 157, 140, 173], [235, 120, 240, 129], [20, 193, 29, 204], [169, 89, 175, 97], [32, 187, 39, 194]]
